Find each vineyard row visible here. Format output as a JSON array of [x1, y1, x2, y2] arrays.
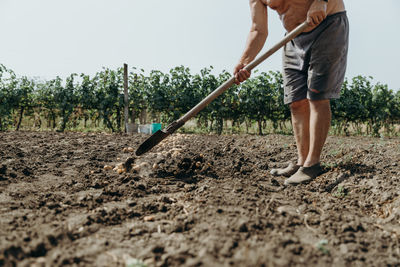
[[1, 64, 399, 136]]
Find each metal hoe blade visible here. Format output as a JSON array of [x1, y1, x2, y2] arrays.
[[135, 120, 184, 156], [135, 129, 170, 156]]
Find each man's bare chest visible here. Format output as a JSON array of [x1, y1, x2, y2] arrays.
[[261, 0, 287, 14], [261, 0, 312, 15]]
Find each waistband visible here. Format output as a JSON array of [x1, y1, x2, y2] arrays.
[[326, 11, 347, 20], [298, 10, 347, 36]]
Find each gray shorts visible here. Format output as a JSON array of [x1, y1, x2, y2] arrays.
[[282, 11, 349, 104]]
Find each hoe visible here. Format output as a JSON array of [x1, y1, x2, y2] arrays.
[[136, 21, 309, 156]]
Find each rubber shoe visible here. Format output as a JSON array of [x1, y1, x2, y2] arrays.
[[270, 162, 301, 177], [284, 163, 323, 186]]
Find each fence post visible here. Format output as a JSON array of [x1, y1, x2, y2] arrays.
[[124, 63, 129, 133]]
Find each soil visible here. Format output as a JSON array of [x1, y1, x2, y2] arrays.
[[0, 131, 399, 267]]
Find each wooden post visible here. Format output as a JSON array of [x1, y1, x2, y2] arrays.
[[123, 63, 129, 133]]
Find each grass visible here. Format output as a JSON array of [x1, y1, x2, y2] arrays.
[[333, 186, 348, 198], [180, 119, 294, 136], [8, 115, 400, 137], [316, 239, 330, 255]]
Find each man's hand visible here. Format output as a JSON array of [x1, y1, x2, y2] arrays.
[[307, 0, 328, 27], [233, 63, 251, 85]]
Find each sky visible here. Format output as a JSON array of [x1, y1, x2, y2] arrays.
[[1, 0, 399, 91]]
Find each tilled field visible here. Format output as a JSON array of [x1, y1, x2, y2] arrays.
[[0, 131, 400, 266]]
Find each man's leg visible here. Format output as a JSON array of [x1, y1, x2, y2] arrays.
[[270, 98, 309, 177], [290, 98, 310, 166], [285, 98, 330, 185], [304, 99, 331, 167]]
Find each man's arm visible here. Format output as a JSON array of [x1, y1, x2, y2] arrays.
[[234, 0, 268, 84]]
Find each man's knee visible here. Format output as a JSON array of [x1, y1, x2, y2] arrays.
[[309, 98, 330, 109], [290, 99, 309, 113]]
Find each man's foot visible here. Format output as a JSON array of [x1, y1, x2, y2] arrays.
[[270, 162, 301, 177], [284, 163, 323, 185]]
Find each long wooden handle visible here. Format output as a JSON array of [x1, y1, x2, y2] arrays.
[[178, 21, 309, 124]]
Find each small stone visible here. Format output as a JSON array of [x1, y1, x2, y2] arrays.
[[144, 215, 155, 222], [103, 165, 113, 171], [117, 168, 126, 174], [132, 165, 141, 172]]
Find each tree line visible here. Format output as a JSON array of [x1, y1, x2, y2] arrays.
[[0, 64, 399, 136]]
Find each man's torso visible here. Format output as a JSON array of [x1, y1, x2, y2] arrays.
[[261, 0, 345, 31]]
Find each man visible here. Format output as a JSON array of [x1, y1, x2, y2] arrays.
[[234, 0, 348, 185]]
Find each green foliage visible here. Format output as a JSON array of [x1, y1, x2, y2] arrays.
[[316, 239, 330, 255], [169, 66, 195, 121], [209, 70, 238, 134], [146, 70, 172, 123], [333, 186, 348, 198], [191, 67, 220, 131], [53, 75, 79, 132], [238, 71, 288, 135], [239, 72, 270, 135], [332, 76, 400, 136], [0, 63, 399, 136], [14, 76, 35, 130], [93, 68, 124, 132], [370, 83, 396, 136], [36, 80, 57, 128], [0, 65, 18, 130], [129, 68, 147, 123]]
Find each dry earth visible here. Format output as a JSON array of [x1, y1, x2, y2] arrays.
[[0, 131, 400, 266]]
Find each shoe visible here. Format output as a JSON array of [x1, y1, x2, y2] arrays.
[[270, 162, 301, 177], [284, 163, 323, 186]]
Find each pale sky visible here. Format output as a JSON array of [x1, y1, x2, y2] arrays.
[[1, 0, 399, 91]]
